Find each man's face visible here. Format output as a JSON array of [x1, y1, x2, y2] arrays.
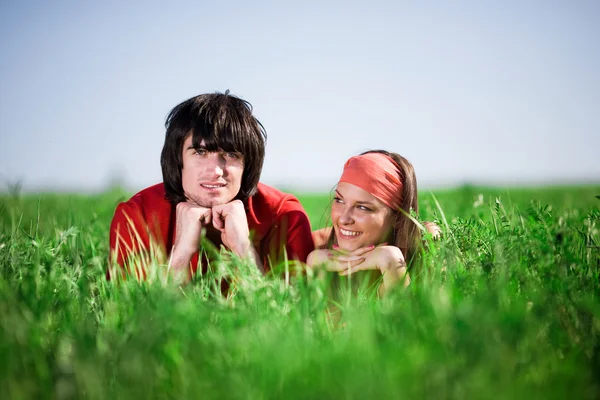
[[181, 135, 244, 207]]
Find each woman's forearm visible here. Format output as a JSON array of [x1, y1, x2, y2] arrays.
[[379, 248, 410, 296]]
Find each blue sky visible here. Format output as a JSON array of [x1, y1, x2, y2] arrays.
[[1, 0, 599, 192]]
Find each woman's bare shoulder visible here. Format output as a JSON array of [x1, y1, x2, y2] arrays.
[[312, 227, 332, 249]]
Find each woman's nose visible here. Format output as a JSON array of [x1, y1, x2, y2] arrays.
[[339, 208, 354, 224]]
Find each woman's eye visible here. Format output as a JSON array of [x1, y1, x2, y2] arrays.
[[194, 149, 207, 156], [333, 197, 344, 204], [358, 205, 373, 212]]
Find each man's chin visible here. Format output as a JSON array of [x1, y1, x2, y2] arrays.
[[193, 195, 234, 208]]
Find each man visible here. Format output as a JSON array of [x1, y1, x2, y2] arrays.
[[108, 91, 314, 282]]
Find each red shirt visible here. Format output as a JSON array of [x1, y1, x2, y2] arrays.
[[108, 182, 314, 280]]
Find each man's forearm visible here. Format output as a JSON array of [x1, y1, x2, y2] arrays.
[[168, 246, 194, 283], [248, 246, 263, 273], [231, 242, 263, 273]]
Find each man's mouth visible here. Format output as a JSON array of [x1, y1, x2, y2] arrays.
[[339, 228, 362, 238], [201, 183, 226, 190]]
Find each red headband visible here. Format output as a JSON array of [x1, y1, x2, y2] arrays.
[[338, 153, 403, 210]]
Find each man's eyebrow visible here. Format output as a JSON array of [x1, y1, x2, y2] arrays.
[[186, 144, 207, 150]]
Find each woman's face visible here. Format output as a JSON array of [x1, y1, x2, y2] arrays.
[[331, 182, 394, 252]]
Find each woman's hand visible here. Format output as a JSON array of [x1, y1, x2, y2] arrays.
[[306, 244, 410, 294], [336, 245, 405, 275], [307, 244, 408, 278], [306, 245, 375, 272], [424, 221, 442, 239]]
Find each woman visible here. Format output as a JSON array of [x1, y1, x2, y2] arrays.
[[307, 150, 439, 296]]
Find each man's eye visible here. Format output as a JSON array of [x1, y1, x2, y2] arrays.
[[194, 149, 207, 156]]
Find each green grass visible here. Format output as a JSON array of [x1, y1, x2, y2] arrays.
[[1, 185, 599, 399]]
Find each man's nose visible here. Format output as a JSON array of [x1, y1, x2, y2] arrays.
[[208, 153, 225, 176]]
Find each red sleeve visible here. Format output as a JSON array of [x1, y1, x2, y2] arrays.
[[282, 209, 314, 264], [260, 199, 314, 273], [107, 202, 153, 280]]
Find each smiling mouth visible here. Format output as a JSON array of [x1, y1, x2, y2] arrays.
[[339, 228, 362, 238], [201, 183, 226, 190]]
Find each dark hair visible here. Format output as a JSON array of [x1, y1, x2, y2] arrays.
[[160, 91, 267, 204], [328, 149, 422, 265]]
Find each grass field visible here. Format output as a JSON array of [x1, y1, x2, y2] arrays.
[[1, 185, 599, 399]]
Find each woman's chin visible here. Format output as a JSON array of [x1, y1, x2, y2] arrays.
[[337, 242, 365, 252]]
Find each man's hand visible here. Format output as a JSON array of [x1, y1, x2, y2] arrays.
[[211, 200, 254, 259], [169, 202, 212, 272]]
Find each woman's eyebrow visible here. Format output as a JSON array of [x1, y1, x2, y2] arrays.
[[356, 200, 376, 206], [335, 190, 376, 206]]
